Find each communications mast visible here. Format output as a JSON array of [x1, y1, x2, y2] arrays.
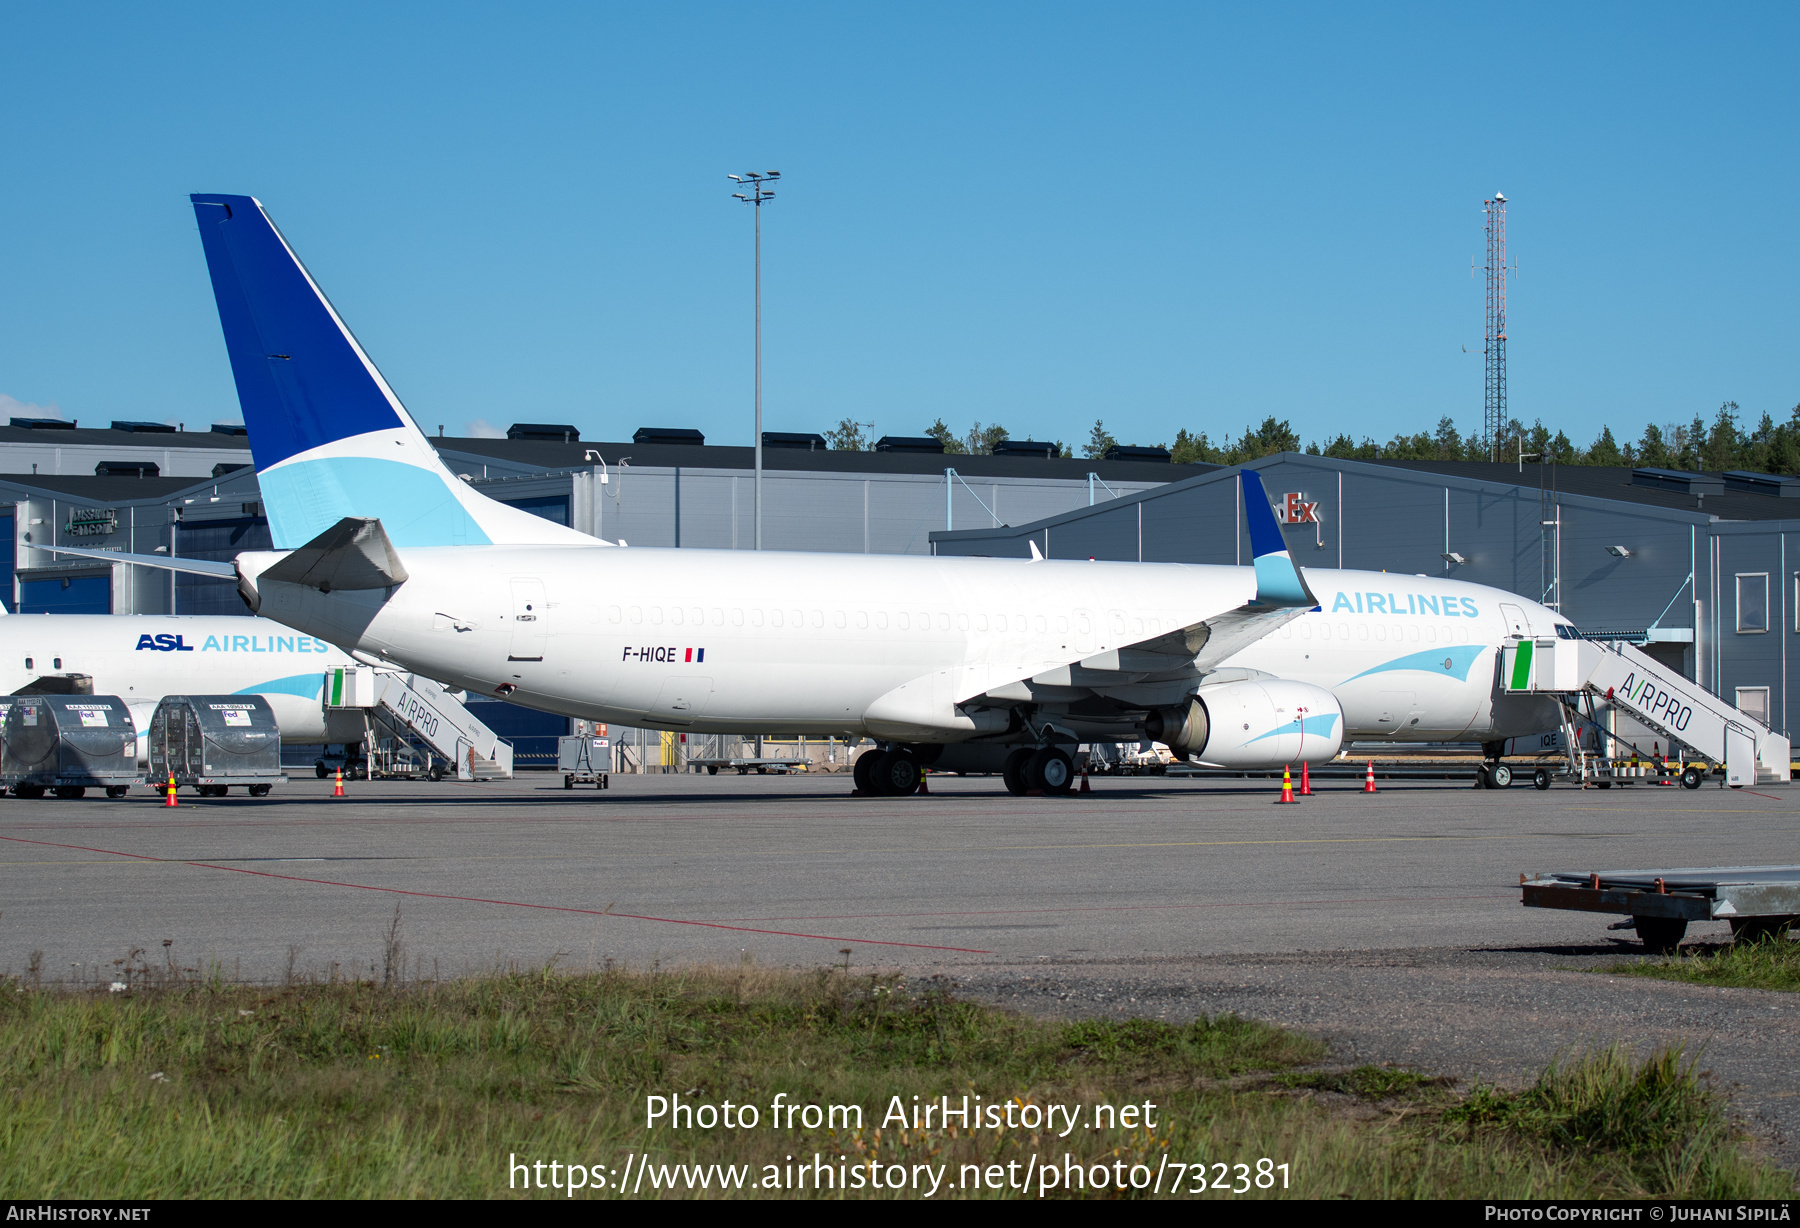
[[1483, 193, 1507, 460]]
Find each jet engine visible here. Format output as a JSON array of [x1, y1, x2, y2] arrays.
[[1145, 678, 1343, 768]]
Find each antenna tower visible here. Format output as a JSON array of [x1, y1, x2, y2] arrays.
[[1482, 193, 1507, 461]]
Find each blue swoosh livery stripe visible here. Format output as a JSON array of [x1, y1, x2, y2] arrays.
[[259, 457, 494, 550], [1246, 712, 1340, 745], [1340, 645, 1487, 686], [234, 673, 326, 699]]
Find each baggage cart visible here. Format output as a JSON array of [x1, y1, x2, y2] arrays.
[[4, 694, 138, 798], [1521, 865, 1800, 952], [148, 695, 286, 797], [558, 734, 610, 789]]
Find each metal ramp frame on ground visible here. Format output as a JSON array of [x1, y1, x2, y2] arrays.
[[326, 666, 514, 779], [1503, 636, 1789, 786]]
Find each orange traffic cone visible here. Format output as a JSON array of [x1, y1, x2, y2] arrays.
[[1363, 760, 1378, 793], [333, 768, 345, 798], [1277, 765, 1297, 803], [1078, 768, 1091, 793], [1299, 761, 1312, 795], [164, 775, 178, 808], [916, 771, 930, 795]]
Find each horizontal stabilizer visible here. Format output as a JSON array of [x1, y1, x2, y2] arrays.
[[260, 517, 409, 593], [48, 545, 237, 578]]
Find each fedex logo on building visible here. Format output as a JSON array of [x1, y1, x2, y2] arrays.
[[1275, 492, 1321, 525]]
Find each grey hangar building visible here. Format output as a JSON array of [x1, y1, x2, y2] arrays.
[[0, 419, 1791, 752]]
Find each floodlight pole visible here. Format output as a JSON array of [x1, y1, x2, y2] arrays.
[[730, 171, 780, 549]]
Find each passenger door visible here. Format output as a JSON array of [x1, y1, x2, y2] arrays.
[[1498, 603, 1532, 638]]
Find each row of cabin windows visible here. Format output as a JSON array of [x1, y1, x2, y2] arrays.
[[599, 607, 1176, 636], [21, 658, 60, 669], [1280, 622, 1472, 645], [592, 606, 1474, 643]]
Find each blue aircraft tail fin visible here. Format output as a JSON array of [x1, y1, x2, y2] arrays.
[[1239, 469, 1317, 608], [189, 194, 592, 551]]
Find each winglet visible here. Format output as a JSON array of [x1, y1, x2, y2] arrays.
[[1239, 469, 1316, 608]]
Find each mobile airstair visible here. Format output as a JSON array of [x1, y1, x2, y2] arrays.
[[1502, 636, 1789, 787], [326, 666, 514, 780]]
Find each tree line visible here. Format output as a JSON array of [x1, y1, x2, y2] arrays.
[[825, 400, 1800, 474]]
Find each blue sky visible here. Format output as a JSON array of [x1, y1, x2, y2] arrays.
[[2, 3, 1795, 451]]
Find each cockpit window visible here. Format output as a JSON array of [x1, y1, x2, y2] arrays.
[[1555, 623, 1583, 639]]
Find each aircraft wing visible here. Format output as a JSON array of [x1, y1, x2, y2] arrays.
[[959, 468, 1317, 704]]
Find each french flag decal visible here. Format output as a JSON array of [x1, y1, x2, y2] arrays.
[[685, 647, 705, 663]]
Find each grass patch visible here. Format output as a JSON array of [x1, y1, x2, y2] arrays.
[[1602, 933, 1800, 993], [1444, 1046, 1769, 1198], [1277, 1065, 1450, 1100], [0, 963, 1789, 1198]]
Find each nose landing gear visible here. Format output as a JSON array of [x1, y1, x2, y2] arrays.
[[853, 747, 922, 796]]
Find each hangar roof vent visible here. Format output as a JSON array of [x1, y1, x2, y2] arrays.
[[211, 423, 248, 436], [509, 423, 582, 442], [94, 460, 161, 478], [110, 420, 176, 434], [992, 439, 1059, 459], [1102, 443, 1171, 462], [762, 431, 828, 450], [1722, 470, 1800, 498], [11, 417, 74, 430], [632, 427, 704, 446], [1631, 467, 1724, 496], [874, 436, 946, 454]]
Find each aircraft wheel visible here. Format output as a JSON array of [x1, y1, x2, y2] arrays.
[[105, 786, 129, 799], [1533, 768, 1552, 791], [1634, 916, 1686, 954], [54, 786, 86, 800], [882, 752, 922, 796], [1488, 763, 1513, 789], [1730, 916, 1795, 944], [1030, 747, 1074, 795], [248, 784, 272, 798], [1001, 748, 1032, 796], [853, 750, 883, 795], [1681, 767, 1704, 790]]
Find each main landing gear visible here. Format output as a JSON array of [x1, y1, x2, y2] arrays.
[[1002, 746, 1074, 797]]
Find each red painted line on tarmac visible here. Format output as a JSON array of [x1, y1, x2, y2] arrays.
[[702, 893, 1518, 924], [0, 833, 991, 954], [1739, 790, 1787, 802]]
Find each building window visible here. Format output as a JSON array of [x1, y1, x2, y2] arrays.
[[1736, 686, 1771, 724], [1736, 573, 1769, 633]]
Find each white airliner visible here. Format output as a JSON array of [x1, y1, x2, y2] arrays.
[[0, 610, 361, 755], [64, 194, 1567, 796]]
